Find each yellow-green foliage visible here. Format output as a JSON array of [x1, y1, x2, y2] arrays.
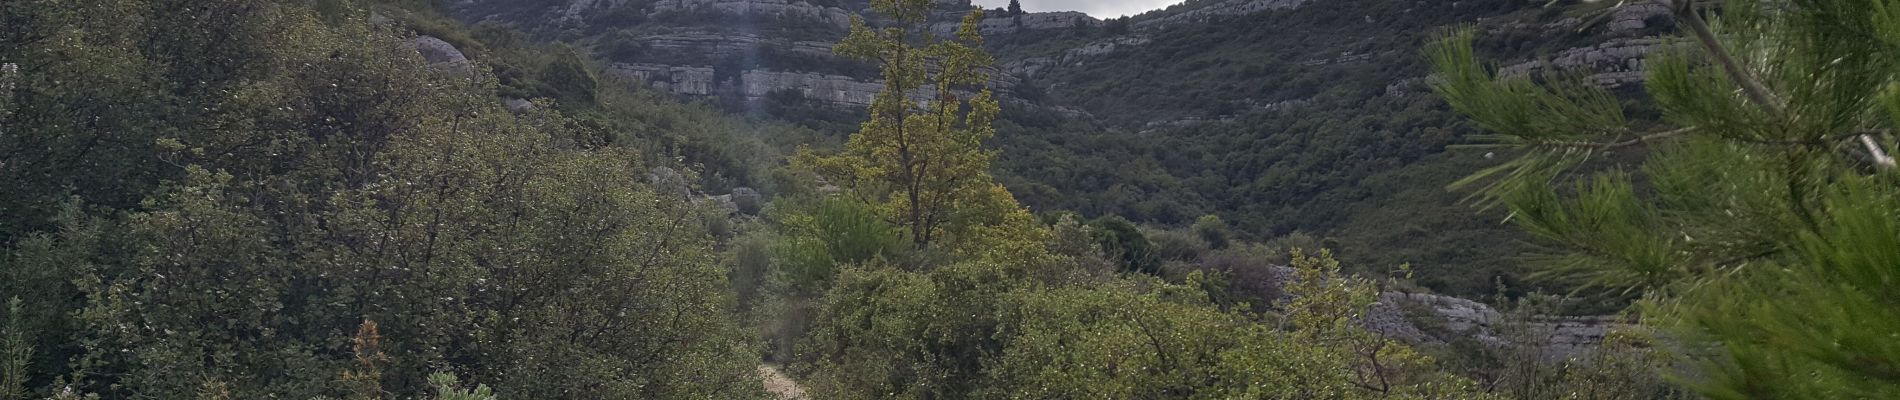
[[795, 0, 1005, 249]]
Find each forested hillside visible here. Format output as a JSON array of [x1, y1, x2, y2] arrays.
[[5, 0, 1899, 398], [436, 0, 1682, 300]]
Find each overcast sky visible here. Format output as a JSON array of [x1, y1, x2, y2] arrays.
[[970, 0, 1179, 18]]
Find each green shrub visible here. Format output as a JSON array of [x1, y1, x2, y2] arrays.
[[1089, 216, 1159, 275]]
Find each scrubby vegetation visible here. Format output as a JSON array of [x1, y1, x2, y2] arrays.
[[2, 0, 1895, 398]]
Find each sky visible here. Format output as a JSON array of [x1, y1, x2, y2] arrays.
[[970, 0, 1179, 18]]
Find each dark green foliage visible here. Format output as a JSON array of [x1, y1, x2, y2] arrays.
[[1193, 214, 1233, 249], [0, 1, 774, 398], [1089, 216, 1159, 275], [1145, 227, 1210, 262], [540, 44, 598, 106], [427, 373, 496, 400], [1, 298, 26, 400], [983, 0, 1570, 300]]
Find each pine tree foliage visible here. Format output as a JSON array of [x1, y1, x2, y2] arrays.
[[1431, 0, 1900, 397]]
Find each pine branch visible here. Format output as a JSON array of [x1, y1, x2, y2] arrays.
[[1668, 1, 1786, 117], [1508, 127, 1697, 150], [1666, 1, 1895, 170]]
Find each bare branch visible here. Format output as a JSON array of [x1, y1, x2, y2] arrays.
[[1860, 134, 1897, 169]]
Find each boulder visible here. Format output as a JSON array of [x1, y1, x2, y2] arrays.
[[411, 36, 472, 75], [703, 194, 739, 215], [731, 187, 763, 215], [503, 97, 536, 112], [647, 167, 692, 200]]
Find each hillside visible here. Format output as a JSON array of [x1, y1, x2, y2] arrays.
[[440, 0, 1675, 300], [9, 0, 1896, 398]]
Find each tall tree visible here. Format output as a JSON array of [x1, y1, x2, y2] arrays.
[[1007, 0, 1023, 16], [1431, 1, 1900, 397], [797, 0, 1003, 249]]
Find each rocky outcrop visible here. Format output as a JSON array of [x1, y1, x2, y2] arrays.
[[610, 60, 1018, 108], [1134, 0, 1311, 30], [411, 36, 473, 74], [1229, 263, 1624, 362], [609, 63, 917, 107], [930, 11, 1101, 36], [731, 187, 763, 215], [1005, 35, 1150, 78], [502, 97, 537, 112], [648, 166, 692, 200], [737, 69, 893, 107], [1298, 50, 1388, 67], [651, 0, 856, 28], [613, 63, 721, 96], [1366, 292, 1504, 346], [640, 32, 835, 59], [1499, 37, 1680, 87], [1605, 1, 1670, 33], [559, 0, 631, 20], [1535, 317, 1620, 361], [1366, 291, 1630, 361]]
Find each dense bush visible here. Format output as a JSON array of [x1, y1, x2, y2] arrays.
[[0, 2, 773, 397]]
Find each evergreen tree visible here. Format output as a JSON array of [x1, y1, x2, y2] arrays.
[[1431, 1, 1900, 397], [1008, 0, 1023, 16], [796, 0, 1004, 250]]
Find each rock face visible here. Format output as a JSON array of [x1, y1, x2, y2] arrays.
[[931, 11, 1101, 36], [1134, 0, 1311, 30], [1005, 35, 1150, 78], [736, 69, 892, 107], [613, 63, 721, 96], [1605, 1, 1671, 33], [1239, 263, 1623, 361], [640, 32, 836, 59], [411, 36, 473, 74], [1364, 291, 1628, 361], [651, 0, 856, 28], [731, 187, 763, 215], [610, 61, 1019, 108], [611, 63, 898, 106], [1499, 37, 1679, 87], [1487, 2, 1679, 87], [559, 0, 631, 20], [1536, 317, 1619, 361]]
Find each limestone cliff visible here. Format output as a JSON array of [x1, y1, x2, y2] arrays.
[[650, 0, 856, 28], [1133, 0, 1312, 30], [609, 62, 1019, 108], [929, 11, 1102, 36]]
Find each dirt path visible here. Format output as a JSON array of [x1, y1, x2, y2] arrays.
[[759, 365, 806, 400]]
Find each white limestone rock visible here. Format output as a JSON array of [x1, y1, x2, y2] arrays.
[[411, 36, 473, 75]]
